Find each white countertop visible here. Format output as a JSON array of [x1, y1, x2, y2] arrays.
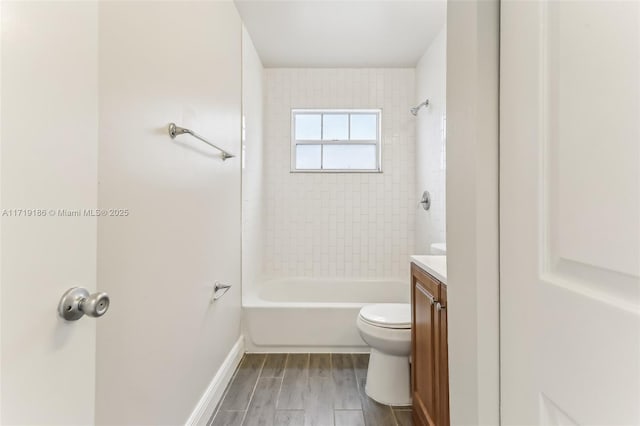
[[410, 255, 447, 285]]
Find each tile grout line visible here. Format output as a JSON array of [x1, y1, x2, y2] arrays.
[[350, 353, 376, 426], [390, 406, 401, 426], [208, 355, 246, 426], [239, 355, 267, 426], [274, 353, 289, 411], [352, 354, 362, 394], [330, 353, 336, 425], [302, 353, 311, 420]]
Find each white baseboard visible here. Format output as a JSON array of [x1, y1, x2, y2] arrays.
[[185, 335, 245, 426]]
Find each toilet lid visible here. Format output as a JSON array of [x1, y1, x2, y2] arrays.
[[359, 303, 411, 329]]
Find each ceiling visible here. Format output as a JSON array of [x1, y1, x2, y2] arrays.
[[235, 0, 446, 68]]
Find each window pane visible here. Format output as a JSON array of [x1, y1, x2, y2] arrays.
[[350, 114, 378, 140], [322, 114, 349, 140], [322, 144, 378, 170], [295, 144, 322, 169], [295, 114, 321, 140]]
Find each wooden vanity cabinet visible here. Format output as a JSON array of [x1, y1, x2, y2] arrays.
[[411, 263, 449, 426]]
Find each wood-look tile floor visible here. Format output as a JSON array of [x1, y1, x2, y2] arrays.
[[209, 353, 412, 426]]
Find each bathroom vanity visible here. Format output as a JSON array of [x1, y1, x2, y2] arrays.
[[410, 256, 449, 426]]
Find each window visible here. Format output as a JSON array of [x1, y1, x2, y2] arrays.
[[291, 109, 382, 172]]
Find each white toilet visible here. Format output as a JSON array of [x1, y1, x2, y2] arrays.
[[356, 303, 412, 406]]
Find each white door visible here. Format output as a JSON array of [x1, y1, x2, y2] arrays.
[[1, 2, 99, 424], [500, 1, 640, 425]]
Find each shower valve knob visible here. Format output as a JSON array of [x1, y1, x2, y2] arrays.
[[58, 287, 110, 321], [420, 190, 431, 211]]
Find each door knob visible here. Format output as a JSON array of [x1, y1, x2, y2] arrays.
[[58, 287, 110, 321]]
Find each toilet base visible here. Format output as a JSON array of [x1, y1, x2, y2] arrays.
[[364, 348, 412, 406]]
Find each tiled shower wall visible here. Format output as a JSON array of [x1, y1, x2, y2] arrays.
[[242, 27, 264, 293], [263, 69, 416, 279], [415, 25, 447, 253]]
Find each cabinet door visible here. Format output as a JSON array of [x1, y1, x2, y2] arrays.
[[435, 285, 449, 426], [412, 264, 440, 426]]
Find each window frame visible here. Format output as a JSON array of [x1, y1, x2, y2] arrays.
[[290, 108, 383, 173]]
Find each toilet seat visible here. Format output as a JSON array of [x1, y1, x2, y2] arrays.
[[358, 303, 411, 329]]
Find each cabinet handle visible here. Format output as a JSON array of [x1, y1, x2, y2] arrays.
[[417, 283, 438, 304], [436, 302, 446, 311], [427, 293, 438, 304]]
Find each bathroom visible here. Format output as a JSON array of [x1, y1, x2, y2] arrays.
[[237, 1, 451, 421], [1, 1, 638, 425], [236, 1, 448, 421]]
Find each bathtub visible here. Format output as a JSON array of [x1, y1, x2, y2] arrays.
[[243, 278, 410, 352]]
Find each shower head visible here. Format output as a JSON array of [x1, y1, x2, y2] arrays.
[[410, 99, 429, 116]]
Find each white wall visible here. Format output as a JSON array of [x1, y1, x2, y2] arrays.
[[242, 27, 265, 299], [0, 2, 98, 424], [446, 1, 500, 425], [262, 68, 416, 280], [415, 25, 447, 254], [96, 2, 242, 424]]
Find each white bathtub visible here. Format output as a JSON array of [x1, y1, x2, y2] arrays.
[[243, 278, 410, 352]]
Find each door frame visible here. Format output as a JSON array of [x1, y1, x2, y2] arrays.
[[0, 0, 503, 423], [1, 2, 5, 420], [445, 0, 501, 424]]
